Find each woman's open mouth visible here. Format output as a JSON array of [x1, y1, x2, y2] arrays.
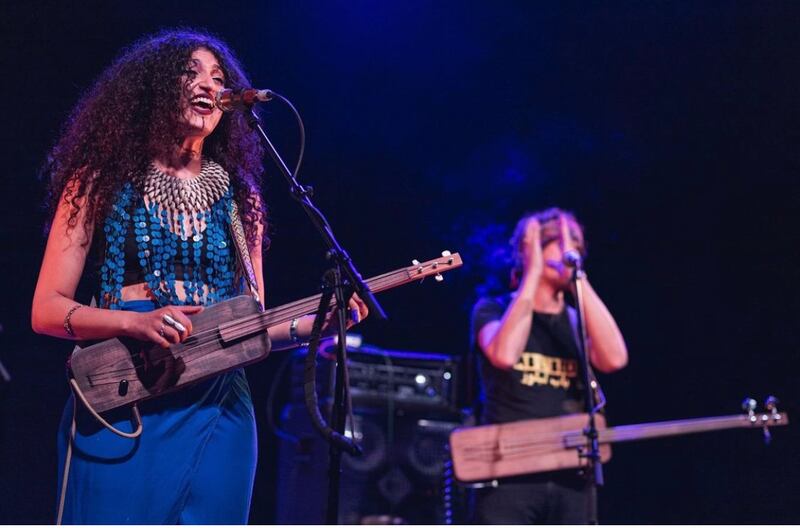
[[189, 94, 215, 115]]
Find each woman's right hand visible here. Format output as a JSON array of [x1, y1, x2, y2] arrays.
[[126, 305, 204, 348], [521, 217, 544, 279]]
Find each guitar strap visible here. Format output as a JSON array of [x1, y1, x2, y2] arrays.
[[228, 200, 263, 311]]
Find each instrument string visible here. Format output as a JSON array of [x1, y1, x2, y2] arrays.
[[84, 271, 408, 382]]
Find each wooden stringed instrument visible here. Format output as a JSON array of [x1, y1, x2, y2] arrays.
[[69, 252, 462, 413], [449, 398, 789, 482]]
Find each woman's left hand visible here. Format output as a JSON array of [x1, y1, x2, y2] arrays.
[[321, 292, 369, 336]]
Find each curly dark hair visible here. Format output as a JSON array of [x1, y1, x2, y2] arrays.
[[43, 28, 268, 250]]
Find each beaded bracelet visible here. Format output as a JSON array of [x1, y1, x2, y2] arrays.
[[63, 304, 83, 337]]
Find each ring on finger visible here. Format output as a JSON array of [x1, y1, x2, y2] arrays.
[[162, 314, 186, 333], [349, 308, 360, 323], [159, 324, 167, 338]]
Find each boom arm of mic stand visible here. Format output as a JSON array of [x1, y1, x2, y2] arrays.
[[245, 107, 387, 320]]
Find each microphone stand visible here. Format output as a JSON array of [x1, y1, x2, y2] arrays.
[[570, 264, 602, 524], [242, 105, 387, 524]]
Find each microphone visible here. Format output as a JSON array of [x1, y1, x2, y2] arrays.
[[215, 88, 274, 112], [563, 249, 583, 268]]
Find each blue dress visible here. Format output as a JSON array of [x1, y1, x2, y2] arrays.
[[57, 169, 259, 523]]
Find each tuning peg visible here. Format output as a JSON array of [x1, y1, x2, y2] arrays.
[[411, 259, 424, 278], [765, 395, 779, 412], [441, 250, 451, 257], [742, 397, 757, 421], [765, 395, 782, 422], [435, 273, 444, 282]]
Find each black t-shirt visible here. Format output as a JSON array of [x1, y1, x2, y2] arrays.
[[471, 294, 586, 424]]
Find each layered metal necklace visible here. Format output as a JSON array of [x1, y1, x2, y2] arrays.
[[141, 158, 230, 214]]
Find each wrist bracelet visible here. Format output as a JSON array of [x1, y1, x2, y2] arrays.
[[289, 318, 301, 344], [63, 303, 83, 337], [289, 318, 310, 347]]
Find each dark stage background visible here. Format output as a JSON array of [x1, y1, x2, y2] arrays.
[[1, 0, 798, 524]]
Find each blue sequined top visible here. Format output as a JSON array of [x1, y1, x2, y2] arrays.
[[98, 180, 241, 309]]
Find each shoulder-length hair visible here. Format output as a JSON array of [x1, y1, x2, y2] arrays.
[[508, 207, 586, 288]]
